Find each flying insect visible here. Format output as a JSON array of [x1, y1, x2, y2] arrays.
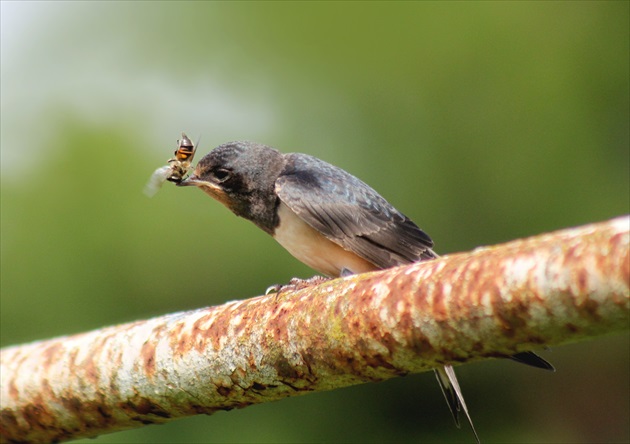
[[145, 133, 198, 197]]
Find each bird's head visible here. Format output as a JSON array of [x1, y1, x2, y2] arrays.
[[178, 141, 286, 231]]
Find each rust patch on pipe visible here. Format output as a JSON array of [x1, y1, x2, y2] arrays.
[[141, 340, 156, 378]]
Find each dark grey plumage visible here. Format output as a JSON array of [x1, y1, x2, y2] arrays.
[[277, 153, 437, 268]]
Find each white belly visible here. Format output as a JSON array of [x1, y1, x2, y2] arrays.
[[274, 203, 377, 277]]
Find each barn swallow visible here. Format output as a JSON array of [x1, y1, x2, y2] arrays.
[[178, 141, 554, 442]]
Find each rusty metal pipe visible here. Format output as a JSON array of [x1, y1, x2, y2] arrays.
[[1, 216, 628, 443]]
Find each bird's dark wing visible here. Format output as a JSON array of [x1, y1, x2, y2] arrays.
[[275, 153, 436, 268]]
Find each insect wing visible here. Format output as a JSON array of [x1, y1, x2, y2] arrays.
[[144, 165, 172, 197], [184, 134, 200, 164]]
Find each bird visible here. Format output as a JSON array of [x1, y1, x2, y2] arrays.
[[178, 140, 554, 442]]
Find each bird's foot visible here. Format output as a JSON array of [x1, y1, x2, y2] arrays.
[[265, 275, 331, 295]]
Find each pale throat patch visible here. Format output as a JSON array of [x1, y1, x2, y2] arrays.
[[273, 202, 377, 277]]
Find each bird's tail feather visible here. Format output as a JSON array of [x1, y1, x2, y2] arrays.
[[434, 366, 480, 444], [509, 351, 555, 371]]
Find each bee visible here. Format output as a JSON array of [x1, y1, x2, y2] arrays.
[[144, 133, 198, 197]]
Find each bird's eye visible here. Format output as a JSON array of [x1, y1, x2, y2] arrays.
[[213, 168, 231, 183]]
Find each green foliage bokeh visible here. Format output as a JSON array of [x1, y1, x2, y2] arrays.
[[1, 2, 628, 443]]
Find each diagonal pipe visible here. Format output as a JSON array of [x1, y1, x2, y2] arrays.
[[1, 216, 628, 443]]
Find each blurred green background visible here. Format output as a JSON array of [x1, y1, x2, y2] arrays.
[[1, 2, 628, 443]]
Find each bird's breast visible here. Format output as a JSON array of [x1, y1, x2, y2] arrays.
[[273, 202, 377, 277]]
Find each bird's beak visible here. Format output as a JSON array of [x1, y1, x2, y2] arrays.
[[177, 175, 201, 187], [177, 175, 231, 208]]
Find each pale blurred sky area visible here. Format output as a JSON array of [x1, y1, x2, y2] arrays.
[[1, 2, 283, 177]]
